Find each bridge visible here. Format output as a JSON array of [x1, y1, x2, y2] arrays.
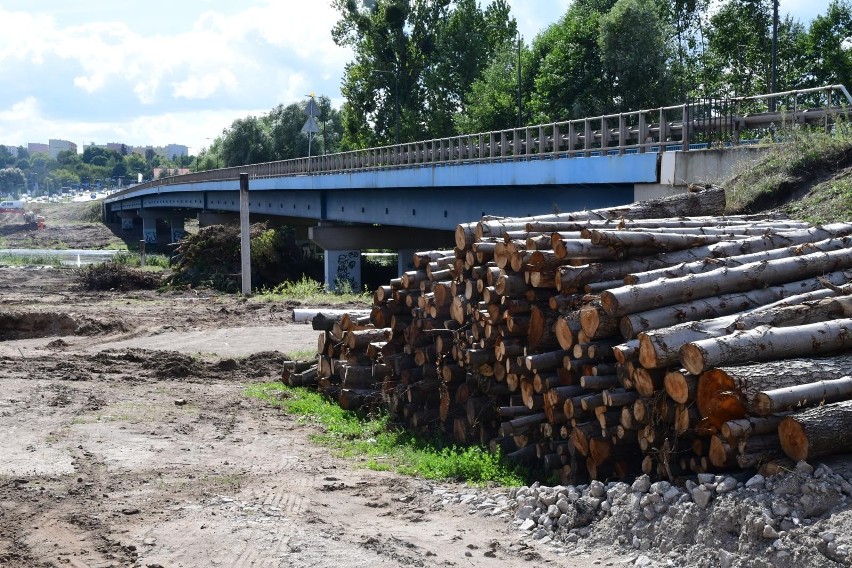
[[104, 85, 851, 289]]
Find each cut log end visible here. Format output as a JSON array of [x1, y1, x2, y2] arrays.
[[778, 417, 808, 462], [679, 343, 707, 376]]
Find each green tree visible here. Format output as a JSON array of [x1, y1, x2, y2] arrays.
[[802, 0, 852, 88], [528, 0, 616, 122], [454, 40, 533, 133], [333, 0, 517, 147], [0, 145, 15, 167], [421, 0, 517, 137], [599, 0, 672, 111], [221, 116, 273, 166], [704, 0, 773, 97], [0, 167, 26, 198], [662, 0, 711, 98]]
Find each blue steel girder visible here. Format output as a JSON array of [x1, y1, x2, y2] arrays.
[[106, 153, 657, 230], [108, 185, 634, 231]]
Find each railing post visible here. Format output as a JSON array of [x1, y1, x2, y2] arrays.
[[638, 112, 647, 154], [618, 114, 626, 155], [500, 131, 507, 159], [683, 102, 691, 151], [659, 108, 668, 152], [538, 126, 545, 155], [553, 123, 562, 156], [583, 119, 592, 157]]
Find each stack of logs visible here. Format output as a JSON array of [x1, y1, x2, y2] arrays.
[[291, 187, 852, 482]]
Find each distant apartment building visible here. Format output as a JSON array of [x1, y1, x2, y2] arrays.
[[48, 139, 77, 159], [164, 144, 189, 160], [1, 145, 19, 157], [28, 142, 49, 155], [106, 142, 126, 154]]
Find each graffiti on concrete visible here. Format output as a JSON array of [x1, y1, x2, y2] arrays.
[[171, 230, 187, 242], [144, 232, 157, 244], [121, 218, 134, 231], [335, 251, 360, 291]]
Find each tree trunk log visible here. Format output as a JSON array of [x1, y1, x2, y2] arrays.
[[721, 415, 788, 442], [752, 376, 852, 416], [601, 248, 852, 318], [664, 369, 698, 404], [621, 277, 845, 340], [680, 318, 852, 375], [778, 400, 852, 461], [637, 279, 851, 368]]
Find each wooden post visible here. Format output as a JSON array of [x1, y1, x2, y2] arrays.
[[139, 240, 146, 267], [239, 173, 251, 295]]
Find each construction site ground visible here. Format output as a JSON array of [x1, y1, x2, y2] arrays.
[[0, 265, 618, 567]]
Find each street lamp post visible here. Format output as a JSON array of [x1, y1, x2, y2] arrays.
[[770, 0, 779, 112], [517, 32, 523, 128]]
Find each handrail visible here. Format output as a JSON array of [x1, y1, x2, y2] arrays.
[[107, 85, 850, 201]]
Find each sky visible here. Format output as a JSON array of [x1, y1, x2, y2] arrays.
[[0, 0, 831, 156]]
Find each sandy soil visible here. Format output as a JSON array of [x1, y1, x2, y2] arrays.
[[0, 266, 623, 568]]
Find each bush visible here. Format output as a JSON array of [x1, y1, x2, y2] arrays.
[[76, 263, 163, 291], [166, 223, 323, 292]]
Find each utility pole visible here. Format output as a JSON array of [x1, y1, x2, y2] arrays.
[[517, 32, 523, 128], [770, 0, 779, 112]]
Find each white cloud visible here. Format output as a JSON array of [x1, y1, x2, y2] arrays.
[[172, 70, 239, 100]]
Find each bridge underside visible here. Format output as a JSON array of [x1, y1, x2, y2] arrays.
[[107, 183, 635, 232]]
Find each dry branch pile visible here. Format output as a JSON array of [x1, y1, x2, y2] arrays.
[[286, 187, 852, 482]]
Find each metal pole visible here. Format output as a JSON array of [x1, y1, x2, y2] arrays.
[[395, 71, 400, 145], [139, 240, 146, 268], [239, 173, 251, 295], [517, 33, 522, 128], [770, 0, 778, 112]]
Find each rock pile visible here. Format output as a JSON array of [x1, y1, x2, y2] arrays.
[[487, 460, 852, 567]]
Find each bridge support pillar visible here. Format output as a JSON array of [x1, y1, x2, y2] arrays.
[[324, 250, 361, 293], [397, 248, 416, 276], [117, 211, 135, 231], [198, 211, 239, 227], [168, 215, 187, 243], [138, 210, 159, 245]]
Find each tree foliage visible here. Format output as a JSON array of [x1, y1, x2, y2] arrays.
[[0, 167, 26, 198], [332, 0, 517, 147]]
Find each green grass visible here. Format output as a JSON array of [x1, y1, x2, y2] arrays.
[[255, 275, 372, 305], [111, 251, 171, 268], [784, 172, 852, 224], [245, 382, 525, 486], [285, 349, 318, 361], [0, 252, 63, 267], [725, 118, 852, 221]]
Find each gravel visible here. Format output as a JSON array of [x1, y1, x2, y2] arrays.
[[427, 459, 852, 567]]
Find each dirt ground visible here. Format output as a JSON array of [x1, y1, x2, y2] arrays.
[[0, 266, 624, 568]]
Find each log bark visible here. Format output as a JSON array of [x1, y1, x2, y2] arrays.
[[680, 318, 852, 375], [721, 415, 788, 441], [601, 248, 852, 318], [625, 235, 852, 286], [778, 400, 852, 461], [637, 277, 851, 368], [752, 376, 852, 416], [587, 230, 725, 251], [620, 278, 844, 340]]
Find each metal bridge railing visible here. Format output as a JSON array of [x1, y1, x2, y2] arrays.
[[113, 85, 852, 198]]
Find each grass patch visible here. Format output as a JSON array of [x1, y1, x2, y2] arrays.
[[245, 382, 525, 486], [0, 252, 63, 267], [255, 275, 372, 305], [285, 348, 318, 361], [725, 118, 852, 219], [784, 173, 852, 224], [112, 251, 171, 268]]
